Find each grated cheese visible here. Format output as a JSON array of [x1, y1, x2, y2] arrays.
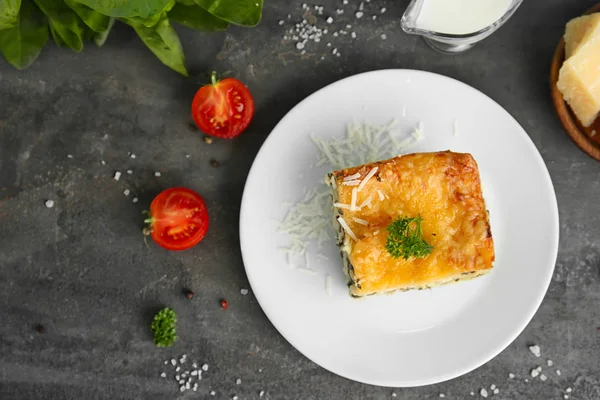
[[337, 217, 358, 241], [352, 217, 368, 226], [377, 189, 385, 201], [357, 166, 378, 192], [333, 202, 351, 209], [358, 196, 372, 209], [344, 173, 361, 181], [342, 180, 361, 186], [325, 275, 332, 296], [350, 188, 358, 211]]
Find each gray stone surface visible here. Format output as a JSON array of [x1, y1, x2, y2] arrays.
[[1, 1, 599, 399]]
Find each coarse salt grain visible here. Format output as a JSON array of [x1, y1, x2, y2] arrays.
[[531, 368, 540, 378], [547, 360, 553, 366], [202, 364, 209, 371], [392, 393, 397, 398], [126, 169, 133, 174], [556, 370, 561, 375], [259, 391, 265, 397], [355, 11, 363, 18], [439, 394, 445, 398], [210, 391, 216, 396], [565, 388, 572, 393], [327, 17, 333, 24], [381, 33, 387, 40], [529, 345, 541, 357], [132, 197, 139, 203], [381, 7, 386, 13], [160, 372, 166, 378], [130, 154, 136, 159], [540, 374, 547, 381], [480, 388, 488, 398], [171, 359, 176, 366], [123, 189, 130, 196], [155, 172, 161, 177], [490, 384, 496, 390], [240, 288, 249, 295], [45, 200, 55, 208], [236, 378, 241, 385], [493, 389, 499, 394], [509, 373, 515, 379], [114, 171, 122, 181]]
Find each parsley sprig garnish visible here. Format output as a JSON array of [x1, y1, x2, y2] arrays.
[[150, 307, 177, 347], [385, 215, 434, 259]]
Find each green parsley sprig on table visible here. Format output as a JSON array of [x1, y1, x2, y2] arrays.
[[385, 215, 434, 260], [150, 307, 177, 347]]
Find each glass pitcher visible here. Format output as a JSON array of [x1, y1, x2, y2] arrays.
[[401, 0, 524, 53]]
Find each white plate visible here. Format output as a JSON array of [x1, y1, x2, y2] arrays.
[[239, 70, 559, 387]]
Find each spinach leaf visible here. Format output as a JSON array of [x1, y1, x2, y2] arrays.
[[93, 16, 114, 46], [126, 0, 173, 27], [0, 0, 48, 69], [65, 0, 110, 32], [123, 16, 188, 76], [175, 0, 194, 5], [34, 0, 86, 52], [71, 0, 172, 18], [0, 0, 22, 30], [169, 3, 228, 32], [194, 0, 263, 27]]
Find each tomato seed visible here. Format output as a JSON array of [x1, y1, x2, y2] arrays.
[[210, 159, 219, 168], [220, 299, 229, 310], [204, 136, 213, 144]]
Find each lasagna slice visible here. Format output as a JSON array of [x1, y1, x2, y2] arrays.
[[326, 151, 494, 297]]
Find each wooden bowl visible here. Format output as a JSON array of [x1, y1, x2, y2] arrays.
[[550, 3, 600, 161]]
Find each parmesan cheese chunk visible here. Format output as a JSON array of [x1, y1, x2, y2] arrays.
[[558, 13, 600, 127]]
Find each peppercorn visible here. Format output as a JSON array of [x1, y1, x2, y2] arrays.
[[220, 299, 228, 310], [210, 159, 219, 168], [35, 324, 45, 333], [184, 289, 194, 300]]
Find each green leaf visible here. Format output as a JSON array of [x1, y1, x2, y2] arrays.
[[64, 0, 110, 32], [71, 0, 172, 18], [194, 0, 263, 27], [169, 3, 228, 31], [0, 0, 48, 69], [34, 0, 86, 52], [126, 0, 174, 27], [0, 0, 22, 30], [123, 16, 188, 76], [385, 215, 434, 260], [150, 307, 177, 347], [175, 0, 194, 5], [93, 16, 114, 46]]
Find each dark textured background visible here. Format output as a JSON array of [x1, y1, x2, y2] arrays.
[[1, 1, 599, 399]]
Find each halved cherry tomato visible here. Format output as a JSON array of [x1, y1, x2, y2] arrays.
[[191, 72, 255, 139], [146, 188, 209, 251]]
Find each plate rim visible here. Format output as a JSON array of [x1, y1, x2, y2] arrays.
[[239, 69, 559, 387]]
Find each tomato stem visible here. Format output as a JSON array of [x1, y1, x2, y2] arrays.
[[210, 71, 219, 86]]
